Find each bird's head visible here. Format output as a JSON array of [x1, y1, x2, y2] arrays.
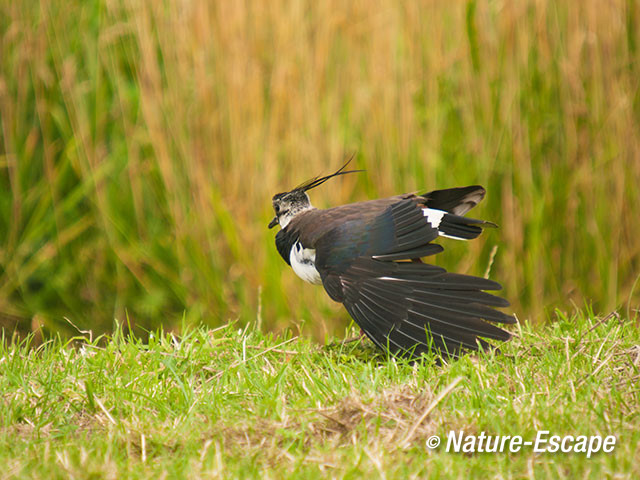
[[268, 156, 363, 230], [269, 189, 312, 229]]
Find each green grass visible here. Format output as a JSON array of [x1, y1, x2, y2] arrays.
[[2, 311, 638, 478], [1, 0, 640, 339], [2, 3, 638, 476]]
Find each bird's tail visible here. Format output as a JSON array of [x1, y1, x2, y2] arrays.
[[422, 185, 487, 215], [422, 208, 497, 240]]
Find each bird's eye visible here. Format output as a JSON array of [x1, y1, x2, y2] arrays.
[[275, 205, 280, 213]]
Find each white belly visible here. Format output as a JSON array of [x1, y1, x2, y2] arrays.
[[290, 242, 322, 285]]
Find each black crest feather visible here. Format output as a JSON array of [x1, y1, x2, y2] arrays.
[[296, 154, 364, 193]]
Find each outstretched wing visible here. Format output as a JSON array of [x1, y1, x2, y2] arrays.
[[314, 198, 514, 358]]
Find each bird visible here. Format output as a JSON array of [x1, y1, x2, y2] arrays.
[[268, 160, 515, 359]]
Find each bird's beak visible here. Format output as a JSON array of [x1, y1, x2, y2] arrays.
[[268, 216, 278, 229]]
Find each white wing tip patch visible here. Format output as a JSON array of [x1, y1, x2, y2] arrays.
[[423, 207, 469, 240], [422, 208, 446, 228]]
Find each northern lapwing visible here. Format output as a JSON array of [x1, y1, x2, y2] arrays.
[[268, 161, 515, 359]]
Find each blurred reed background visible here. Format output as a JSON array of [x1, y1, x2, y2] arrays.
[[1, 0, 639, 340]]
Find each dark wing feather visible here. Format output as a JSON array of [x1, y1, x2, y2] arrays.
[[322, 258, 513, 358], [314, 199, 439, 272], [311, 197, 513, 359]]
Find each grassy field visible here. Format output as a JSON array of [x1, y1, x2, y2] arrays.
[[2, 3, 640, 475], [1, 0, 639, 339], [1, 310, 638, 478]]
